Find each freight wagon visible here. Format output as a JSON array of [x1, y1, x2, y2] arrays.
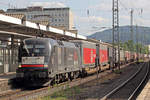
[[16, 37, 139, 86]]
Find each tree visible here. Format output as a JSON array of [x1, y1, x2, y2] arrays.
[[120, 41, 148, 54]]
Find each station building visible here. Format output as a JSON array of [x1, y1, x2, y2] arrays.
[[0, 7, 76, 74], [7, 6, 74, 31], [0, 11, 85, 74]]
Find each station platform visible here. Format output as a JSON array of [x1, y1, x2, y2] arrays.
[[0, 72, 16, 81], [0, 72, 16, 92], [137, 80, 150, 100]]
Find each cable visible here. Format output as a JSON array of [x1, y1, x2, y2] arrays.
[[118, 0, 145, 27], [118, 0, 130, 12], [0, 2, 14, 8]]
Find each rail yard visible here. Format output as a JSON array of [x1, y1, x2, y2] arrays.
[[0, 0, 150, 100]]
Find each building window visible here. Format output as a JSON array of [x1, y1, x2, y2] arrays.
[[55, 19, 57, 22], [51, 19, 54, 22], [29, 15, 32, 19], [59, 19, 61, 22]]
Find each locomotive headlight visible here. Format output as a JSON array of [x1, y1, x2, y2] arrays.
[[44, 65, 48, 68], [18, 65, 21, 68]]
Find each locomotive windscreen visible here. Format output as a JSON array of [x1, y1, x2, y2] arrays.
[[18, 39, 49, 63]]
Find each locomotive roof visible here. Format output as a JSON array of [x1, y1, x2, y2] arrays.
[[70, 39, 112, 46], [70, 40, 96, 45], [24, 37, 78, 48]]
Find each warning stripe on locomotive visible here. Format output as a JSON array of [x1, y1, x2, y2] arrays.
[[21, 64, 44, 67]]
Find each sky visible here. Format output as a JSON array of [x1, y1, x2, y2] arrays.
[[0, 0, 150, 36]]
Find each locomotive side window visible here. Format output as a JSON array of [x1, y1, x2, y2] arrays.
[[50, 46, 57, 69], [74, 49, 78, 66], [67, 48, 74, 66], [64, 47, 67, 66], [57, 47, 62, 65], [51, 53, 55, 65]]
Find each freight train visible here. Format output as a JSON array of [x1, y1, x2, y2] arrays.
[[16, 37, 142, 86]]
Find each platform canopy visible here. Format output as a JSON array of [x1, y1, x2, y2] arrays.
[[0, 14, 87, 41]]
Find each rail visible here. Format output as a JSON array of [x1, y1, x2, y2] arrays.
[[101, 62, 149, 100]]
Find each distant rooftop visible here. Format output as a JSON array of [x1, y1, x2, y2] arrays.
[[7, 6, 70, 12], [5, 13, 25, 20], [0, 10, 5, 14]]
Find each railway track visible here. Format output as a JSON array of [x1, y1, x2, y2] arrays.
[[0, 62, 138, 100], [101, 61, 150, 100], [0, 69, 112, 100], [0, 78, 77, 100]]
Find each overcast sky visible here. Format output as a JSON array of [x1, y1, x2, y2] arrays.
[[0, 0, 150, 36]]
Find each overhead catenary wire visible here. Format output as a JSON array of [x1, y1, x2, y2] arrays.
[[118, 0, 129, 12], [118, 0, 147, 60], [118, 0, 143, 26], [0, 1, 16, 9], [118, 0, 146, 46]]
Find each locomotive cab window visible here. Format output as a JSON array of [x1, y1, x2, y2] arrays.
[[19, 39, 50, 64], [21, 41, 48, 56]]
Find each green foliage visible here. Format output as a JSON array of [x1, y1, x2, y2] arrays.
[[41, 86, 81, 100], [41, 97, 67, 100], [120, 40, 148, 54], [138, 59, 144, 63], [114, 69, 122, 74]]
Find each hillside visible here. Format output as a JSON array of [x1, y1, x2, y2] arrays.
[[88, 26, 150, 45]]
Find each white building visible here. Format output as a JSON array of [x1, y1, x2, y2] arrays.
[[7, 6, 74, 30]]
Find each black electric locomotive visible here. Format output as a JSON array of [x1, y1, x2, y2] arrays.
[[17, 38, 81, 86]]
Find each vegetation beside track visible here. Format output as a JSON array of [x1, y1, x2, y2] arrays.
[[40, 86, 81, 100], [114, 69, 123, 74]]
